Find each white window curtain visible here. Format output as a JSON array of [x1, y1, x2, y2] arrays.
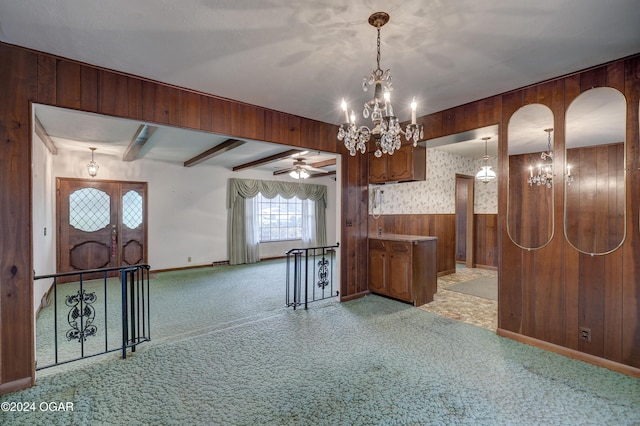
[[301, 199, 316, 247], [245, 196, 260, 263], [228, 178, 327, 265]]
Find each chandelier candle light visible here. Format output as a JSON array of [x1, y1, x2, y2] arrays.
[[338, 12, 424, 157], [527, 128, 553, 188]]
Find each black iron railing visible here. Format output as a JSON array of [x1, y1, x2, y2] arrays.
[[285, 244, 339, 310], [34, 264, 151, 370]]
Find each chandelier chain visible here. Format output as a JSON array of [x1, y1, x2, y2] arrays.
[[376, 27, 382, 73]]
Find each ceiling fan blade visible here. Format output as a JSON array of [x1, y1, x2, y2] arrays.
[[273, 167, 296, 175]]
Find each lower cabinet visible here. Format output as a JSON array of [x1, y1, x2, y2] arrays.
[[368, 236, 437, 306]]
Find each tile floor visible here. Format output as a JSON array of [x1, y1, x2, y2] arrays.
[[419, 266, 497, 330]]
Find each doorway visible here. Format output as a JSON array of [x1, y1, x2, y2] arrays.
[[455, 174, 474, 268], [56, 178, 148, 281]]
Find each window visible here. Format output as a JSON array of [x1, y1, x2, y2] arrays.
[[69, 188, 111, 232], [256, 194, 302, 242]]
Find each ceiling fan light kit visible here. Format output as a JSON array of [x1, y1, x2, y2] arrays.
[[289, 158, 329, 179]]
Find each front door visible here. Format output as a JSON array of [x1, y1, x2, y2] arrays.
[[57, 178, 147, 281]]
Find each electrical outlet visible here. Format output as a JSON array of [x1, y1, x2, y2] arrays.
[[188, 257, 191, 262], [579, 326, 591, 342]]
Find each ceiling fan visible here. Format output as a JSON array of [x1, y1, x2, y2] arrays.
[[274, 157, 329, 179]]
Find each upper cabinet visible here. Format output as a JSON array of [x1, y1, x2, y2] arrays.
[[507, 104, 555, 250], [564, 87, 627, 255], [368, 143, 426, 183]]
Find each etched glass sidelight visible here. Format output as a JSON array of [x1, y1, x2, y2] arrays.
[[69, 188, 111, 232], [122, 190, 143, 229]]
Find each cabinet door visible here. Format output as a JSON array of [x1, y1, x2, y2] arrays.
[[388, 145, 412, 180], [368, 249, 387, 294], [388, 245, 412, 301], [368, 152, 387, 183]]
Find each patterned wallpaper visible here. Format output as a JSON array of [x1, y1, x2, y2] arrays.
[[370, 148, 498, 215]]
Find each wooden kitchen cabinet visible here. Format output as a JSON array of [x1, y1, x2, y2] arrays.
[[368, 143, 426, 183], [368, 234, 437, 306]]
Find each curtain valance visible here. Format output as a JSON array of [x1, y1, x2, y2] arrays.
[[228, 178, 327, 208]]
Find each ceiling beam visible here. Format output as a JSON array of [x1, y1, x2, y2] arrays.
[[232, 148, 304, 172], [33, 116, 57, 155], [123, 124, 157, 162], [184, 139, 245, 167], [309, 158, 336, 168]]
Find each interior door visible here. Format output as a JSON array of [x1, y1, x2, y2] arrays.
[[57, 178, 147, 281], [455, 175, 474, 267]]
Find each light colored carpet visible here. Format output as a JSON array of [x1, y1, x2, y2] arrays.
[[447, 276, 498, 300], [2, 260, 639, 425]]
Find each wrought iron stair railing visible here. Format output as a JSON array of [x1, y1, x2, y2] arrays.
[[285, 244, 339, 310], [34, 264, 151, 370]]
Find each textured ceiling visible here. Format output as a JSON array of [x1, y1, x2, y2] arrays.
[[2, 1, 639, 123], [3, 1, 639, 163]]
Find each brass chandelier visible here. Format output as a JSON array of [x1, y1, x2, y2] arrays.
[[338, 12, 424, 157]]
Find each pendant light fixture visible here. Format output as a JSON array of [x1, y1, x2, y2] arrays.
[[476, 137, 496, 183], [338, 12, 424, 157], [87, 147, 99, 177]]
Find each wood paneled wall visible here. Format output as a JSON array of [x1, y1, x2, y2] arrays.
[[0, 42, 340, 393], [499, 59, 639, 369], [368, 213, 498, 273], [474, 214, 498, 269], [340, 151, 370, 300], [508, 154, 554, 249], [0, 44, 35, 394], [565, 143, 625, 255], [412, 55, 639, 373]]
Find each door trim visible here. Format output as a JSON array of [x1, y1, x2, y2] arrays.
[[56, 177, 148, 276], [455, 174, 475, 268]]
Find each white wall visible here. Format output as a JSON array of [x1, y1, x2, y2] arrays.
[[370, 148, 498, 215], [48, 149, 338, 270], [32, 133, 56, 319]]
